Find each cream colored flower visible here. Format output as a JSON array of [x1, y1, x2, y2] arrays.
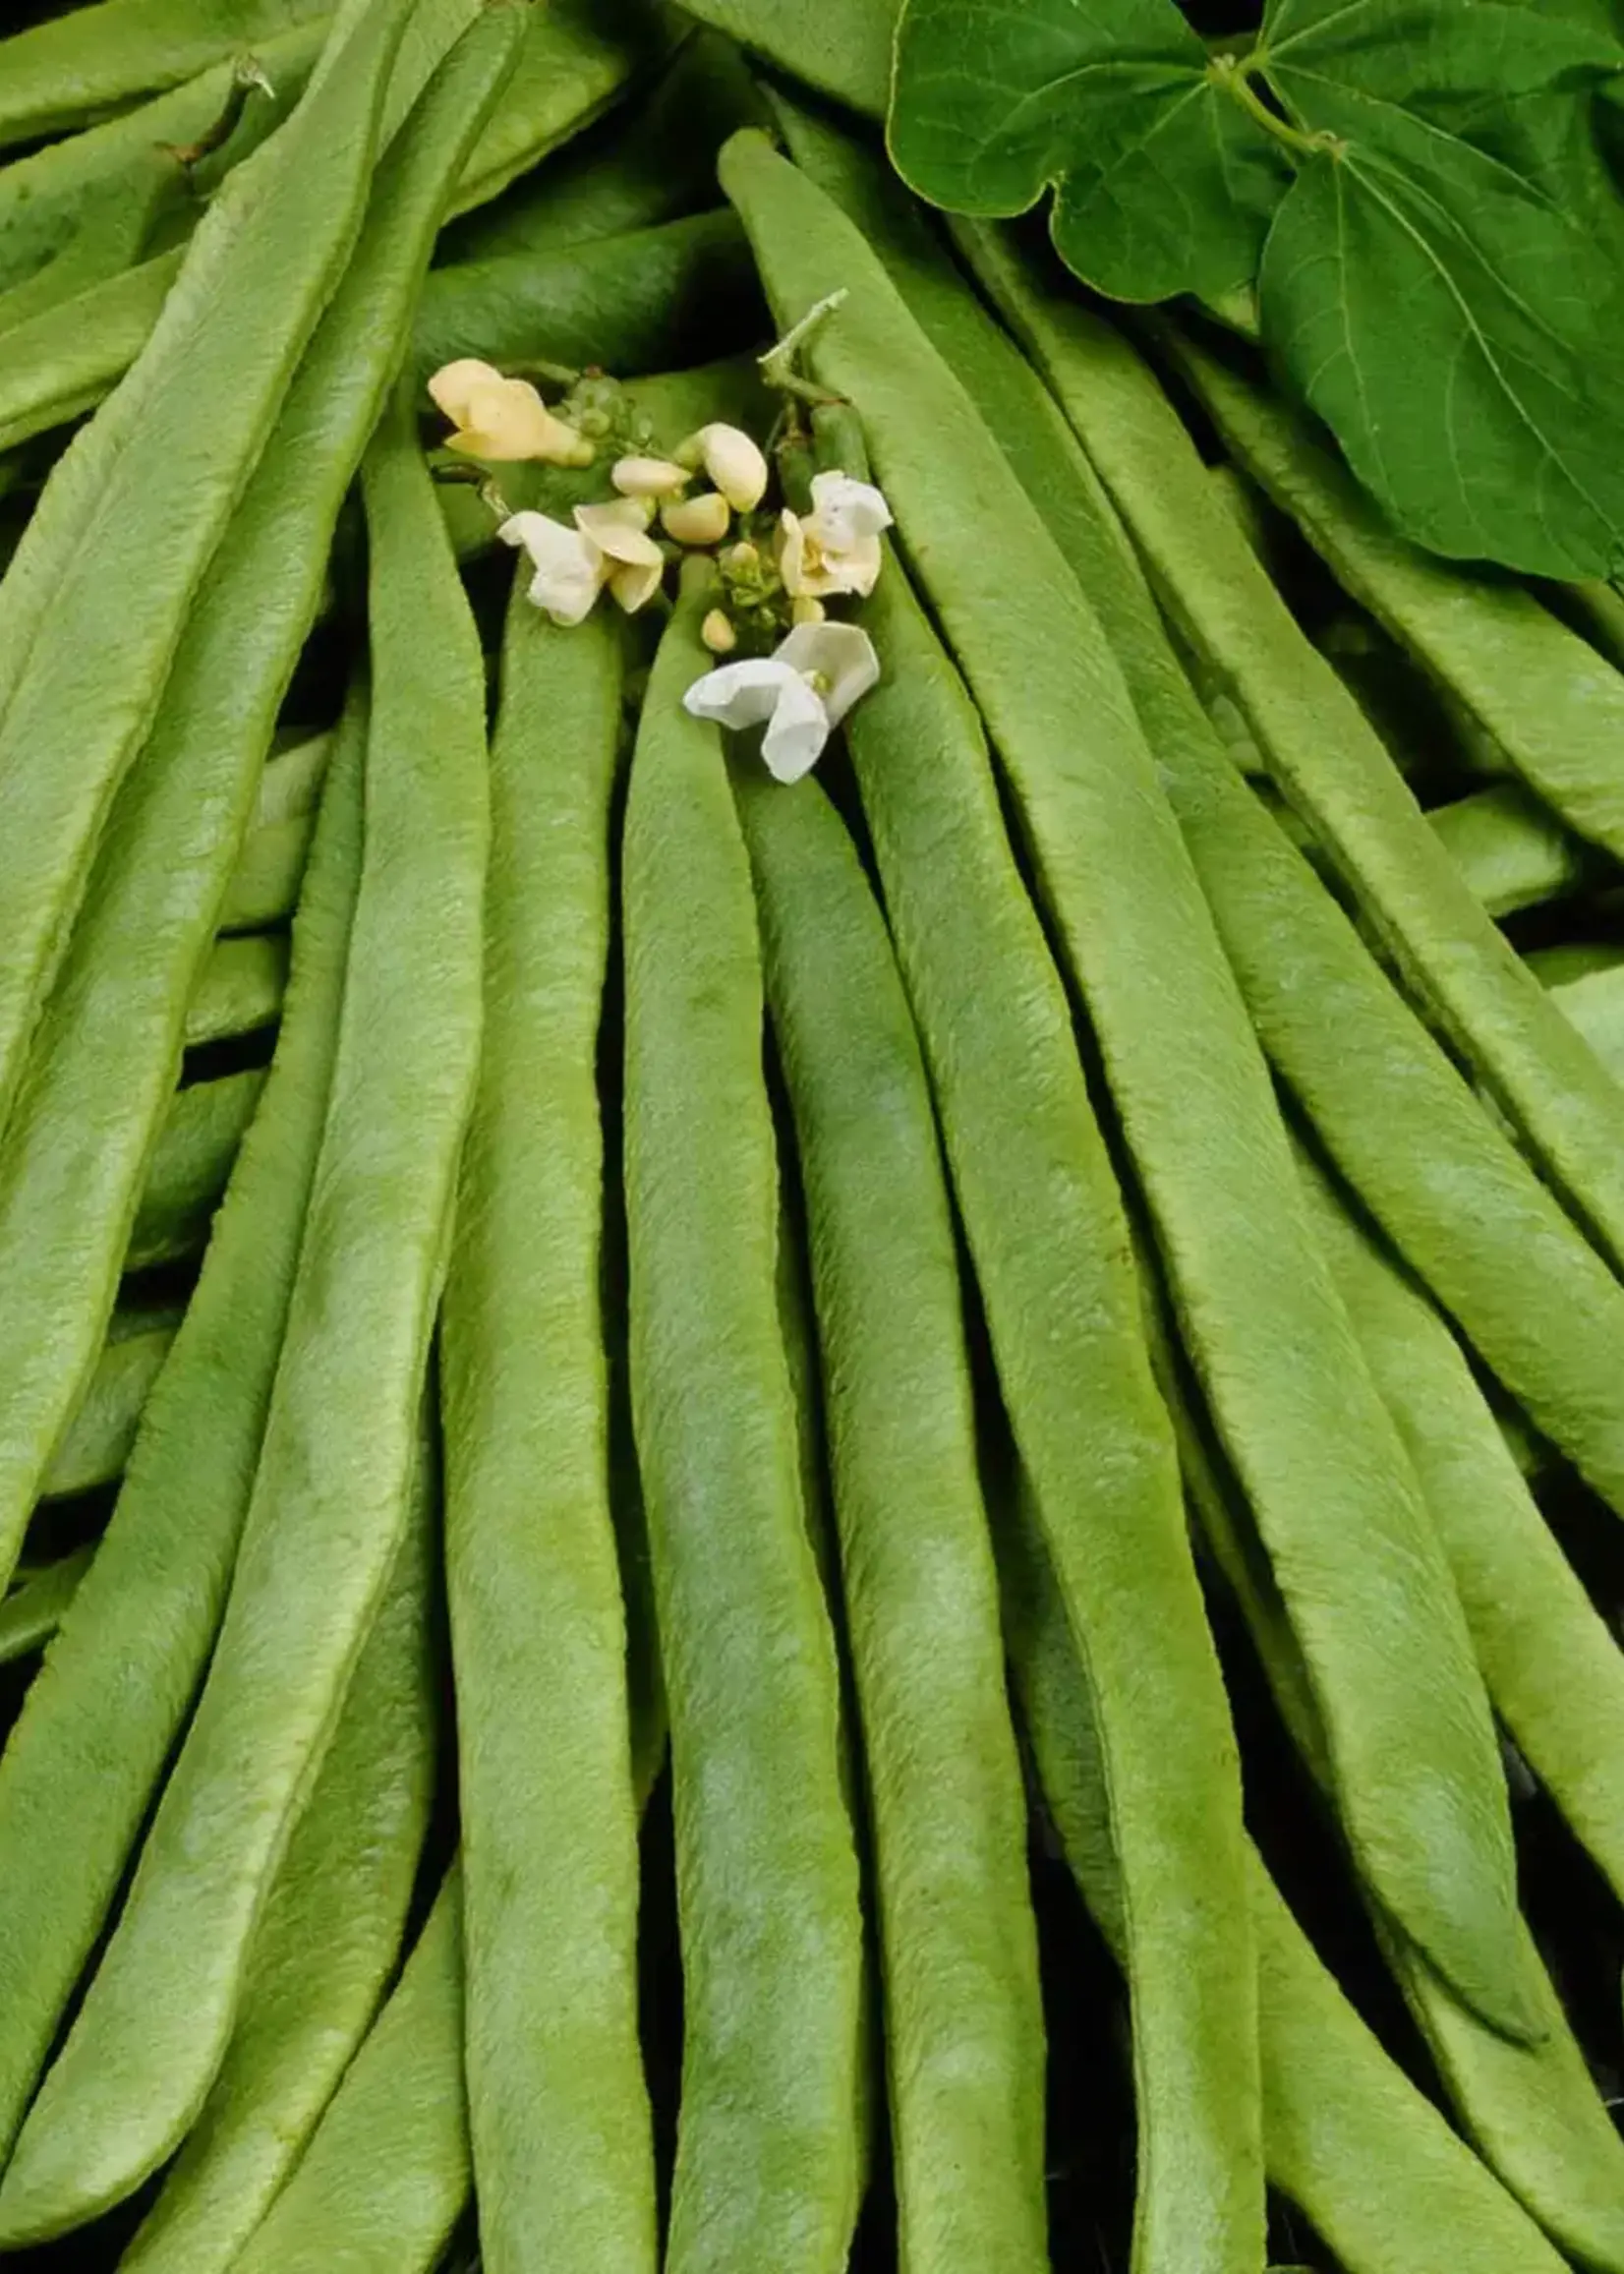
[[683, 422, 769, 511], [682, 621, 881, 783], [779, 471, 893, 599], [429, 358, 592, 465], [701, 609, 738, 655], [611, 455, 691, 500], [500, 498, 665, 623], [662, 492, 731, 547]]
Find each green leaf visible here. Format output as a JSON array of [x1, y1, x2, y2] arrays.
[[1259, 96, 1624, 575], [889, 0, 1290, 302]]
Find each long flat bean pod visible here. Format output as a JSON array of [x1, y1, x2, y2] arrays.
[[677, 0, 893, 118], [411, 209, 761, 391], [843, 204, 1624, 1533], [0, 0, 410, 1146], [1173, 330, 1624, 870], [217, 730, 332, 932], [0, 1549, 92, 1669], [233, 1868, 471, 2274], [441, 590, 656, 2274], [1428, 785, 1594, 919], [442, 28, 761, 266], [1129, 1210, 1624, 2274], [795, 444, 1263, 2262], [0, 389, 488, 2240], [737, 765, 1048, 2274], [125, 1070, 266, 1271], [1001, 1493, 1571, 2274], [184, 936, 289, 1051], [0, 6, 519, 1591], [0, 22, 325, 295], [623, 576, 863, 2273], [725, 135, 1529, 2040], [957, 229, 1624, 1272], [0, 694, 364, 2167], [0, 169, 177, 336], [39, 1308, 181, 1502], [0, 0, 330, 150], [0, 253, 184, 457], [122, 1427, 438, 2274], [447, 0, 687, 216]]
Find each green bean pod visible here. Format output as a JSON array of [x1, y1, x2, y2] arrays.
[[183, 935, 289, 1051], [0, 253, 184, 457], [726, 133, 1529, 2041], [1173, 330, 1624, 869], [0, 387, 488, 2240], [0, 0, 331, 150], [791, 440, 1263, 2263], [1428, 785, 1593, 918], [677, 0, 892, 118], [0, 3, 520, 1591], [1002, 1491, 1572, 2274], [1553, 963, 1624, 1080], [233, 1868, 471, 2274], [121, 1422, 438, 2274], [821, 189, 1624, 1541], [0, 165, 177, 336], [0, 0, 412, 1145], [411, 209, 762, 391], [0, 692, 364, 2167], [40, 1307, 181, 1502], [736, 764, 1048, 2274], [0, 1549, 93, 1668], [447, 0, 687, 216], [441, 588, 657, 2274], [0, 22, 325, 296], [957, 229, 1624, 1274], [442, 28, 763, 266], [124, 1070, 267, 1271], [218, 731, 331, 932], [623, 576, 864, 2273]]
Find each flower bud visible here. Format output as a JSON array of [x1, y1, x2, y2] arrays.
[[611, 455, 691, 500], [702, 609, 738, 655], [790, 595, 827, 626], [694, 423, 769, 511], [662, 492, 732, 547]]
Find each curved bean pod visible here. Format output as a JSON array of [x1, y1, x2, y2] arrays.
[[1003, 1492, 1571, 2274], [0, 383, 488, 2240], [623, 574, 864, 2273], [957, 227, 1624, 1273], [0, 0, 411, 1144], [233, 1868, 471, 2274], [410, 209, 762, 391], [677, 0, 892, 119], [1174, 330, 1624, 869], [737, 764, 1048, 2274], [40, 1307, 181, 1502], [0, 3, 519, 1591], [1428, 785, 1593, 919], [0, 1549, 93, 1668], [0, 691, 364, 2167], [125, 1070, 267, 1272], [725, 133, 1529, 2040], [121, 1425, 437, 2274], [794, 425, 1264, 2263], [0, 0, 330, 150], [0, 253, 184, 457], [441, 588, 657, 2274], [184, 935, 289, 1051]]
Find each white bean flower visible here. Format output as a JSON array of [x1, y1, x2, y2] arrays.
[[429, 359, 592, 466], [500, 499, 665, 624], [779, 472, 894, 601], [682, 422, 770, 510], [683, 620, 881, 783]]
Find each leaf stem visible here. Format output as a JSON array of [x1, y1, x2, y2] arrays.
[[1208, 53, 1341, 162], [760, 290, 848, 405]]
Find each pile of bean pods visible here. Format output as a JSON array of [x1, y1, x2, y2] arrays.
[[3, 1, 1624, 2269]]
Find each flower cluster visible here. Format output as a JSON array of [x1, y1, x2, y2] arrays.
[[426, 355, 893, 783]]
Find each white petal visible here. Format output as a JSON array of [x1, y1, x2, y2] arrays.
[[501, 513, 606, 625], [807, 471, 893, 549], [683, 658, 803, 733], [778, 508, 840, 600], [427, 358, 503, 423], [760, 674, 833, 783], [775, 621, 881, 726], [697, 423, 769, 510], [608, 556, 664, 614], [574, 499, 663, 569]]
